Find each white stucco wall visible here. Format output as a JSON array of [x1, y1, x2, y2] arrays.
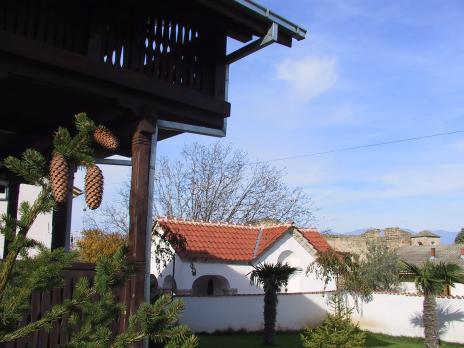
[[256, 233, 332, 293], [401, 281, 464, 296], [179, 293, 464, 344], [0, 198, 7, 255], [155, 255, 261, 294], [152, 232, 334, 295], [451, 283, 464, 296], [19, 185, 53, 253], [0, 184, 52, 258], [180, 293, 329, 332], [351, 293, 464, 344]]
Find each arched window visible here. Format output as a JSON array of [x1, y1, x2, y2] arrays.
[[192, 275, 230, 296], [276, 250, 301, 293]]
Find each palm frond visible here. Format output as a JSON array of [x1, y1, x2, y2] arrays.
[[402, 260, 464, 294], [249, 262, 300, 289]]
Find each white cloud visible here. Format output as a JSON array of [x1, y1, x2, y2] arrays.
[[276, 56, 338, 101]]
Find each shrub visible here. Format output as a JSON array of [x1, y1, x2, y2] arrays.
[[300, 293, 366, 348], [76, 229, 126, 263]]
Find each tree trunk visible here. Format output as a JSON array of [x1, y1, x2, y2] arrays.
[[423, 292, 440, 348], [263, 288, 277, 345]]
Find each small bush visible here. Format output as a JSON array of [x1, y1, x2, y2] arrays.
[[76, 229, 126, 263], [300, 293, 366, 348]]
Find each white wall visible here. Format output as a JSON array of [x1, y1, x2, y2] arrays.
[[154, 255, 262, 294], [153, 232, 334, 295], [257, 233, 333, 293], [452, 283, 464, 296], [351, 293, 464, 344], [401, 281, 464, 296], [0, 199, 7, 255], [0, 184, 52, 258], [178, 293, 464, 344], [19, 185, 52, 253], [180, 293, 328, 332]]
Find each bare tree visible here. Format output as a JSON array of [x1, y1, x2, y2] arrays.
[[84, 142, 314, 232], [83, 183, 130, 234], [154, 142, 314, 225]]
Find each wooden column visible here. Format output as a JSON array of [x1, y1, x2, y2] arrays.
[[2, 180, 20, 257], [122, 118, 157, 346], [51, 165, 75, 250]]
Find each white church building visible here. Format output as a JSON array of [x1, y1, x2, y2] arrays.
[[152, 218, 333, 295]]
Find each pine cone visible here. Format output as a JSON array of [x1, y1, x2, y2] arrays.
[[50, 152, 68, 203], [85, 164, 104, 210], [93, 126, 119, 151]]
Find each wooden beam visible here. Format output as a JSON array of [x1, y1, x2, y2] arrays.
[[2, 181, 19, 258], [122, 117, 157, 347]]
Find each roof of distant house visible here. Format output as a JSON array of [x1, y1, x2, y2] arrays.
[[155, 218, 331, 263], [397, 245, 464, 267], [411, 230, 440, 238]]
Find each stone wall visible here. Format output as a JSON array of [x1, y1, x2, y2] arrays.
[[411, 236, 440, 246], [323, 227, 412, 255]]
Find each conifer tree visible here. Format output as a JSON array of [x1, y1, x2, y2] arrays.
[[0, 113, 197, 347]]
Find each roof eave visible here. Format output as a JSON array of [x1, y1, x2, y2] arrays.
[[231, 0, 307, 41]]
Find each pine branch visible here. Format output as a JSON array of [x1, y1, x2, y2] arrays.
[[0, 187, 53, 302], [0, 285, 97, 343], [0, 113, 195, 347]]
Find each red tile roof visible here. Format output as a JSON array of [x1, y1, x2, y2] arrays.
[[156, 218, 331, 262], [300, 229, 332, 253]]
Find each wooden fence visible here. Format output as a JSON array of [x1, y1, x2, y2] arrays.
[[4, 263, 97, 348]]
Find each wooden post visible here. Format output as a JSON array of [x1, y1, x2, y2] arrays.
[[122, 118, 157, 347], [51, 165, 75, 250], [2, 180, 20, 258]]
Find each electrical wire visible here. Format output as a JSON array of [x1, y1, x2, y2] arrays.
[[252, 130, 464, 165]]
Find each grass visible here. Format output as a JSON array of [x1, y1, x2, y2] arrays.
[[198, 332, 463, 348]]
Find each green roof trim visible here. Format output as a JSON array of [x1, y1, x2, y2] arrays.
[[232, 0, 307, 40]]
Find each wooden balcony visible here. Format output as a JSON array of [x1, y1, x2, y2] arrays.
[[0, 0, 229, 158]]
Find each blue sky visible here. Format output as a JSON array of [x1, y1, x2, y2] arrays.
[[72, 0, 464, 235]]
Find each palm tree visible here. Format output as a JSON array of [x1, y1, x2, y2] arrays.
[[402, 261, 464, 348], [249, 262, 299, 345]]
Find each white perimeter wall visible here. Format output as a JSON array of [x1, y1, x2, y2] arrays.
[[180, 293, 328, 333], [351, 293, 464, 344], [179, 293, 464, 344], [401, 281, 464, 296]]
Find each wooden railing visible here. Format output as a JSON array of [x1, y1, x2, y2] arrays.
[[0, 0, 221, 99], [4, 263, 97, 348]]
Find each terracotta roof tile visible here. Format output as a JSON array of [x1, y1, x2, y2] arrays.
[[300, 229, 332, 253], [156, 219, 330, 262], [256, 225, 292, 256]]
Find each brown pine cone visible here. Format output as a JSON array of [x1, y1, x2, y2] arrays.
[[50, 152, 68, 203], [93, 126, 119, 151], [85, 164, 104, 210]]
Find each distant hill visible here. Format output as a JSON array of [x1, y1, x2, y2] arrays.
[[340, 228, 458, 245]]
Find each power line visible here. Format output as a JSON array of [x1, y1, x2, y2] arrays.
[[253, 130, 464, 165]]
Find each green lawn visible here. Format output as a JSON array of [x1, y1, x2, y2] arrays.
[[198, 332, 463, 348]]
